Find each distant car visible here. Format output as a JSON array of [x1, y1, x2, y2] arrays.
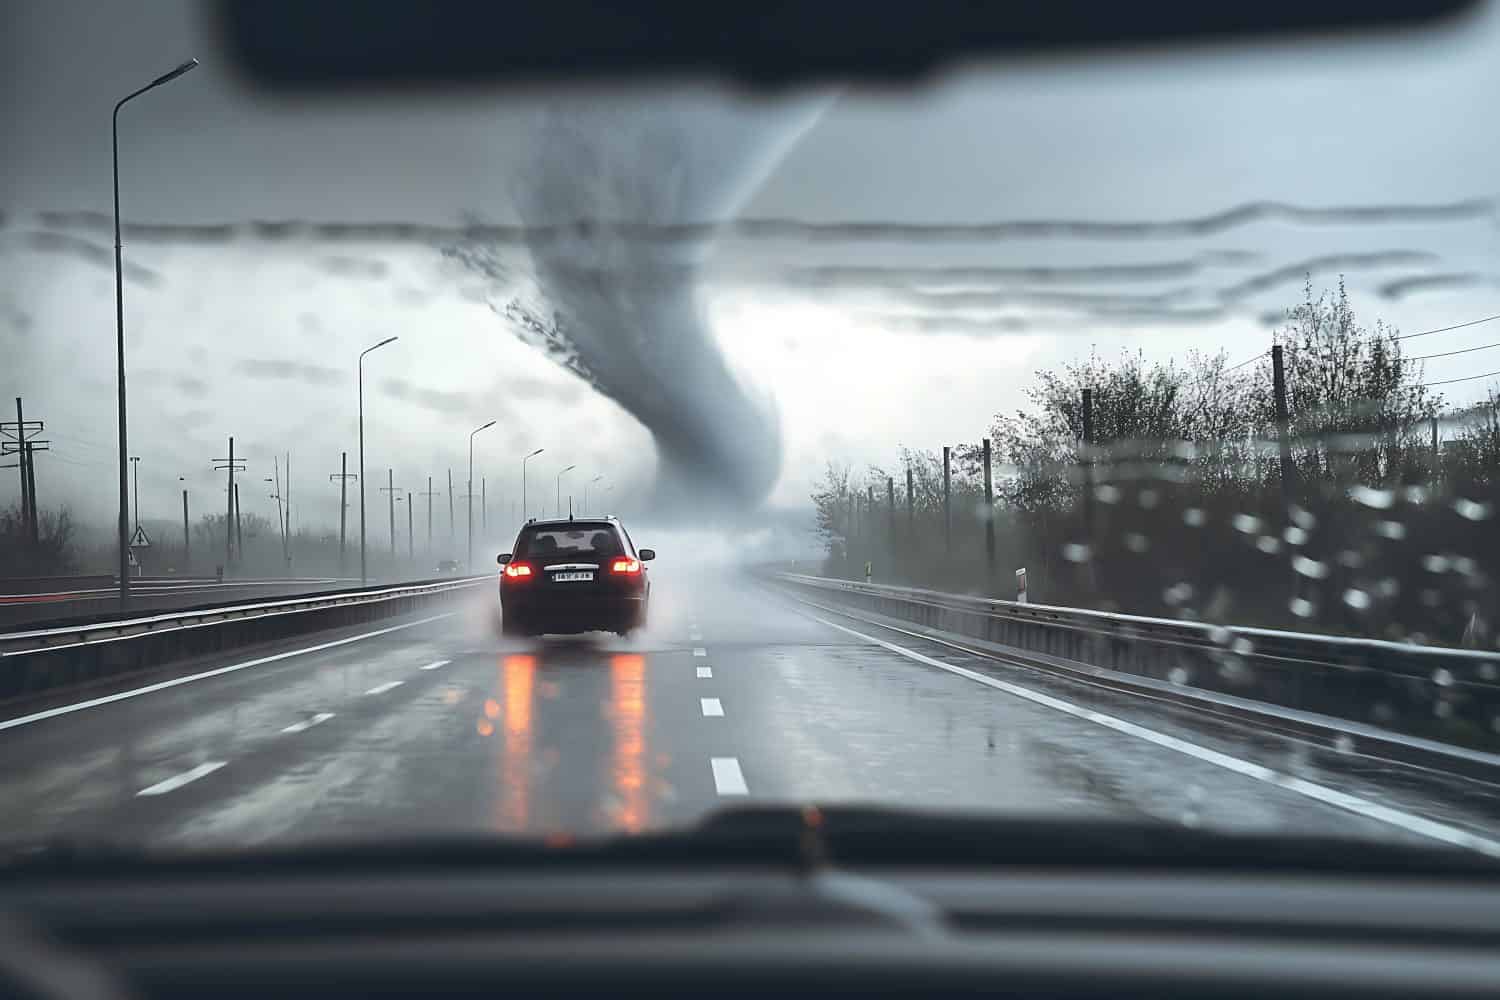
[[436, 559, 460, 575], [497, 517, 654, 637]]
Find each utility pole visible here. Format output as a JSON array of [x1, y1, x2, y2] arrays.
[[982, 438, 995, 587], [1081, 388, 1095, 538], [24, 442, 40, 552], [234, 482, 243, 565], [212, 437, 245, 572], [886, 476, 895, 548], [407, 491, 414, 560], [942, 446, 952, 556], [906, 465, 914, 544], [1272, 344, 1296, 506], [447, 468, 454, 552], [181, 485, 190, 570], [269, 459, 287, 567], [481, 476, 487, 536], [2, 398, 47, 561], [420, 476, 438, 557], [381, 469, 401, 558], [330, 451, 356, 576], [284, 451, 292, 568]]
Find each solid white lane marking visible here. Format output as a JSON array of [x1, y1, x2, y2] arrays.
[[0, 614, 455, 733], [696, 666, 713, 679], [700, 697, 724, 717], [805, 611, 1500, 857], [693, 647, 707, 657], [365, 680, 404, 696], [418, 659, 451, 671], [711, 757, 748, 795], [137, 761, 226, 797], [281, 712, 335, 734]]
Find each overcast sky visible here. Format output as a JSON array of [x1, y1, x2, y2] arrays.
[[5, 1, 1500, 547]]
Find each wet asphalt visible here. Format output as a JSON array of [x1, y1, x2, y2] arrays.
[[4, 572, 1500, 851]]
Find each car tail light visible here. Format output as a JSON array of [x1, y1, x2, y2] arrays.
[[610, 558, 641, 575], [503, 562, 534, 580]]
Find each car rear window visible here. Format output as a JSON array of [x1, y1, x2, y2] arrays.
[[515, 525, 625, 562]]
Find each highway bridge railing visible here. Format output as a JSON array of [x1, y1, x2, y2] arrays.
[[771, 572, 1500, 772], [0, 576, 492, 701]]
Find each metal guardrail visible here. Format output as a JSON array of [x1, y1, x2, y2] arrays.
[[774, 573, 1500, 756], [0, 576, 492, 700]]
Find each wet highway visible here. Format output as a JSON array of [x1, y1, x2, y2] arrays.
[[3, 572, 1500, 852]]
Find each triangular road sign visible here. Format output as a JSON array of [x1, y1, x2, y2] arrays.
[[129, 524, 152, 548]]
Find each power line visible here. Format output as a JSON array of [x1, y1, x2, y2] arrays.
[[1407, 340, 1500, 362], [1394, 312, 1500, 342], [1423, 369, 1500, 388], [1222, 351, 1267, 374]]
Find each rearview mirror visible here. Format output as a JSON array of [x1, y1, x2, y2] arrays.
[[638, 548, 655, 562], [497, 553, 512, 565]]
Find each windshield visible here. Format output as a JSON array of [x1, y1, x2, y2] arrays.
[[3, 1, 1500, 861]]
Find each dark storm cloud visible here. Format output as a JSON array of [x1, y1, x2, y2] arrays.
[[319, 255, 390, 279], [892, 286, 1188, 312], [379, 377, 475, 416], [232, 358, 342, 386], [174, 374, 209, 398], [1378, 273, 1494, 300], [869, 301, 1234, 335], [870, 314, 1032, 335], [26, 196, 1494, 249], [25, 231, 160, 286], [1216, 251, 1439, 302], [775, 253, 1256, 289], [1, 302, 32, 334]]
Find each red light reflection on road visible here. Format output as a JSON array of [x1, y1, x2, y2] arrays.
[[608, 654, 648, 832], [495, 654, 535, 832]]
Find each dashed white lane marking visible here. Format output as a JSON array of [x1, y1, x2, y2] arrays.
[[711, 757, 748, 795], [137, 761, 226, 797], [419, 659, 451, 671], [365, 680, 404, 696], [692, 647, 707, 657], [0, 614, 455, 733], [805, 611, 1500, 857], [281, 712, 335, 734], [696, 666, 713, 679], [700, 697, 724, 717]]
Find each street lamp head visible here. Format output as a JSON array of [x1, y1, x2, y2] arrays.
[[375, 335, 398, 349], [562, 464, 576, 474], [476, 420, 496, 433], [152, 58, 199, 87], [527, 448, 544, 459]]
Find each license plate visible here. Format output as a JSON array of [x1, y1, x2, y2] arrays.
[[553, 571, 593, 582]]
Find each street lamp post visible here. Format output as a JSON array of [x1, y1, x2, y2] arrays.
[[129, 456, 141, 530], [357, 336, 398, 586], [520, 448, 544, 522], [114, 57, 198, 606], [556, 465, 576, 519], [467, 419, 496, 573], [583, 474, 603, 513]]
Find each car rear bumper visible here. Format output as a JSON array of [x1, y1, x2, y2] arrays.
[[500, 592, 646, 633]]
